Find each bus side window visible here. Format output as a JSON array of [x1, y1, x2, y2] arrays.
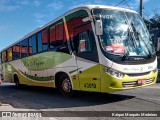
[[78, 31, 91, 53], [20, 39, 28, 58], [75, 30, 99, 62], [13, 44, 20, 60], [2, 51, 7, 63], [42, 29, 49, 51], [37, 32, 43, 53], [7, 48, 13, 61], [65, 10, 89, 54], [29, 35, 37, 55], [28, 38, 32, 55], [50, 19, 69, 54]]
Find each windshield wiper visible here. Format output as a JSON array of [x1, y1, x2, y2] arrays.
[[121, 33, 130, 61], [130, 22, 152, 58]]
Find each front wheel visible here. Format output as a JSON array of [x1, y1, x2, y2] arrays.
[[59, 74, 74, 97]]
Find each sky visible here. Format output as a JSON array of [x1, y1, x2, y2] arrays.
[[0, 0, 159, 51]]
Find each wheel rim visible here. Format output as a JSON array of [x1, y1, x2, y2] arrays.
[[62, 78, 71, 92]]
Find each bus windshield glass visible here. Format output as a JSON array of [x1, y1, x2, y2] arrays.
[[93, 9, 155, 58]]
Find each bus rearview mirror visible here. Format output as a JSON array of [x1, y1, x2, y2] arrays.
[[95, 20, 103, 36]]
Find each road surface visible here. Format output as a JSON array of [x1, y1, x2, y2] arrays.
[[0, 82, 159, 120]]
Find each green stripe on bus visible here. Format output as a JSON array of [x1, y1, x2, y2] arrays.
[[69, 68, 82, 74], [20, 71, 54, 81]]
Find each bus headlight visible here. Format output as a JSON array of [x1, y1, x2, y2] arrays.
[[105, 67, 124, 78], [153, 68, 158, 73]]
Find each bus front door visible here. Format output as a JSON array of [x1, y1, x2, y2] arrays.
[[75, 30, 100, 92], [76, 59, 101, 92]]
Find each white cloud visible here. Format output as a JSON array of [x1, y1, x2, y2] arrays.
[[0, 0, 20, 11], [18, 0, 29, 5], [34, 13, 45, 19], [0, 5, 20, 11], [35, 19, 45, 26], [47, 0, 64, 10], [34, 1, 40, 7], [0, 0, 40, 11], [33, 13, 46, 26]]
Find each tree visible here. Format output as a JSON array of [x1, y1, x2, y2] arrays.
[[143, 8, 160, 30]]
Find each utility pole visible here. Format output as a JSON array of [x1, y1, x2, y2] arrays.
[[140, 0, 143, 17]]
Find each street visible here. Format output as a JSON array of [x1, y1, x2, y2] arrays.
[[0, 82, 160, 120]]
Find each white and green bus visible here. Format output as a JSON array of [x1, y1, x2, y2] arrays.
[[0, 5, 158, 97]]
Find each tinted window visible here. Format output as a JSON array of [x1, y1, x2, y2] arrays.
[[49, 19, 69, 53], [2, 51, 7, 63], [65, 10, 90, 54], [73, 29, 98, 62], [37, 32, 43, 52], [29, 35, 37, 55], [7, 48, 12, 61], [13, 44, 20, 60], [42, 29, 48, 51], [20, 39, 28, 58], [55, 20, 64, 46], [50, 19, 64, 49], [65, 10, 89, 39], [50, 24, 56, 49], [77, 31, 91, 53]]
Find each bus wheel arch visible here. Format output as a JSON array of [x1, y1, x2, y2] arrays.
[[55, 72, 74, 97]]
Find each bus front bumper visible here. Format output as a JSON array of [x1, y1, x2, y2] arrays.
[[102, 71, 158, 93]]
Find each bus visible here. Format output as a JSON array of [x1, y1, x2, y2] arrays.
[[0, 5, 158, 97]]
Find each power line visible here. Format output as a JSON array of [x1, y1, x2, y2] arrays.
[[124, 0, 131, 9], [115, 0, 125, 7], [115, 0, 131, 10]]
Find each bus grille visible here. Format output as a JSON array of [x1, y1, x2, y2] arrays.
[[122, 78, 154, 88], [127, 71, 151, 77]]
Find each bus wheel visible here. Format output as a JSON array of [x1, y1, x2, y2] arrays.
[[14, 75, 20, 88], [59, 74, 74, 97]]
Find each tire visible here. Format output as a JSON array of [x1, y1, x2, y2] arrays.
[[14, 75, 21, 88], [59, 74, 74, 97]]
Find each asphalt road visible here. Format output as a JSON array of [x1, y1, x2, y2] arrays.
[[0, 82, 160, 120]]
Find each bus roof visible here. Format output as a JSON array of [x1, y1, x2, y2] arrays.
[[1, 5, 138, 52]]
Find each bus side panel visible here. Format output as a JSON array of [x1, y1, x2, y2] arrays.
[[15, 52, 77, 88], [2, 62, 13, 83]]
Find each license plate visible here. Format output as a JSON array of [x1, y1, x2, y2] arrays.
[[137, 79, 146, 85]]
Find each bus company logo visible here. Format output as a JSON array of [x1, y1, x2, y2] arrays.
[[2, 112, 12, 117], [123, 67, 143, 72], [133, 57, 145, 60]]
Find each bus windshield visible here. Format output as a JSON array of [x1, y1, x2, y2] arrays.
[[93, 9, 155, 59]]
